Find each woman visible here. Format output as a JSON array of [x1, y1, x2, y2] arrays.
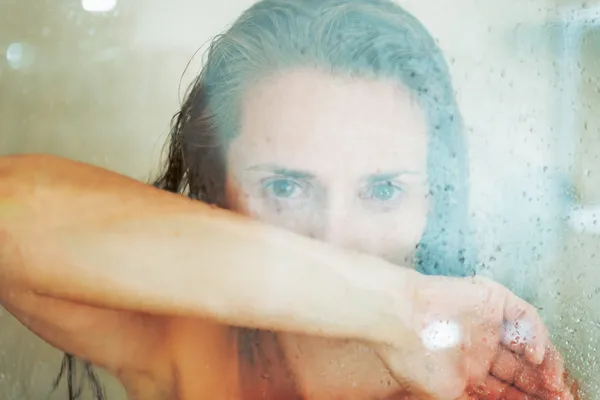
[[0, 0, 575, 399]]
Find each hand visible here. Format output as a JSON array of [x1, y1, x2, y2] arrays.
[[374, 275, 573, 399], [565, 371, 584, 400]]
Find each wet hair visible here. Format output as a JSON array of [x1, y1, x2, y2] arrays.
[[57, 0, 473, 398], [156, 0, 474, 276], [52, 354, 104, 400]]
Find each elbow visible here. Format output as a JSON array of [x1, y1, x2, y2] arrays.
[[0, 153, 61, 175], [0, 155, 30, 208], [0, 154, 56, 231], [0, 156, 46, 289], [0, 153, 38, 182], [0, 153, 64, 199], [0, 154, 27, 203]]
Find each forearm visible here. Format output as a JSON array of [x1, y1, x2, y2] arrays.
[[0, 154, 416, 344]]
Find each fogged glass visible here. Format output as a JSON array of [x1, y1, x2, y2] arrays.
[[0, 0, 598, 399]]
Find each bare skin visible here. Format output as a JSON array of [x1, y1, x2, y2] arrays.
[[0, 70, 575, 399], [0, 154, 572, 399]]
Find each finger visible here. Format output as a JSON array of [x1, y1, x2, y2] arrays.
[[491, 346, 540, 395], [501, 288, 550, 365], [539, 345, 565, 392], [564, 371, 583, 400], [490, 346, 573, 400], [467, 375, 533, 400]]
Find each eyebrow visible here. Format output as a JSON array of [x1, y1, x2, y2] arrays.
[[363, 171, 420, 184], [245, 164, 316, 179], [246, 164, 420, 183]]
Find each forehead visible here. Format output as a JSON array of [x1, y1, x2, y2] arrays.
[[228, 68, 428, 177]]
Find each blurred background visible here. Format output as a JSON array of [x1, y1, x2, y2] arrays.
[[0, 0, 599, 398]]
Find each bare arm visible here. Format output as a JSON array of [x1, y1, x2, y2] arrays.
[[0, 155, 573, 399], [0, 154, 416, 346]]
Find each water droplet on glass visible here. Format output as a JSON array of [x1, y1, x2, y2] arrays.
[[6, 42, 35, 70]]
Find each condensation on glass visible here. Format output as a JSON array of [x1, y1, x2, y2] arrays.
[[0, 0, 598, 399]]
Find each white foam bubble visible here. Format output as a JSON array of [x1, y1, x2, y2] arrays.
[[420, 320, 462, 351]]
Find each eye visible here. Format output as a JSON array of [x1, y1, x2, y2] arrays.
[[263, 178, 306, 200], [361, 181, 403, 202]]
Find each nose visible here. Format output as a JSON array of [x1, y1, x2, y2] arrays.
[[313, 197, 357, 249]]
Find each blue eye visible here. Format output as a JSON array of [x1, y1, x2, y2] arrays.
[[264, 178, 303, 199], [365, 181, 403, 202]]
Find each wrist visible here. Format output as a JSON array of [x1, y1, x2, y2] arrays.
[[363, 260, 421, 347]]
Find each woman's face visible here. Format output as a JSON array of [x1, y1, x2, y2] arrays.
[[225, 68, 429, 265]]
